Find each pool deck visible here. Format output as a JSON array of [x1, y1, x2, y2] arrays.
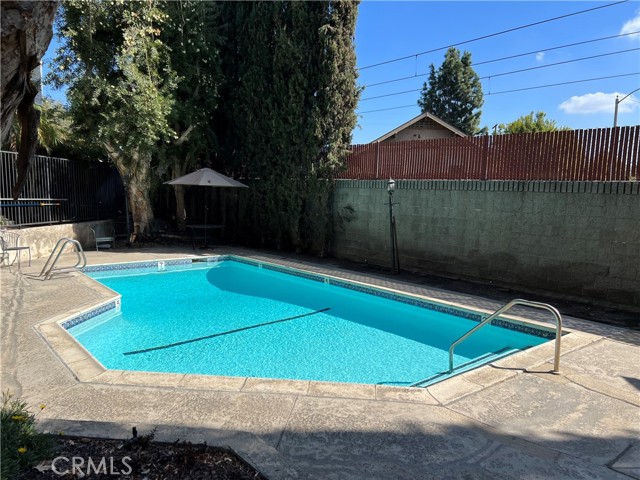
[[2, 246, 639, 479]]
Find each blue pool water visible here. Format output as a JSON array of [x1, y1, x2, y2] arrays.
[[71, 260, 548, 385]]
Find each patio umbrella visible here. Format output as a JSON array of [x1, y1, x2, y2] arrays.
[[165, 168, 248, 246], [166, 168, 248, 189]]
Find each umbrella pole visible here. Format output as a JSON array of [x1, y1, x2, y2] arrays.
[[204, 189, 208, 248]]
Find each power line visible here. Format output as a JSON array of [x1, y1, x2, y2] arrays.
[[364, 30, 640, 89], [356, 72, 640, 114], [360, 48, 640, 102], [361, 88, 423, 102], [486, 72, 640, 96], [359, 0, 629, 71], [474, 31, 640, 67], [481, 47, 639, 80], [358, 104, 416, 115]]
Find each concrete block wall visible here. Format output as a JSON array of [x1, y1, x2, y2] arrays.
[[5, 220, 113, 260], [332, 180, 640, 309]]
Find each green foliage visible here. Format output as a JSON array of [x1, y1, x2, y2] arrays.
[[219, 1, 360, 252], [497, 111, 570, 134], [1, 392, 53, 480], [157, 1, 221, 174], [49, 0, 180, 234], [48, 1, 360, 249], [49, 0, 177, 158], [36, 98, 71, 154], [418, 47, 484, 135], [1, 97, 70, 155]]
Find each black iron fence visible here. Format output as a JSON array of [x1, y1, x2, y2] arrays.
[[0, 151, 125, 227]]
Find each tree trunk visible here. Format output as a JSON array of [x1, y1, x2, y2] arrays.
[[11, 85, 39, 199], [127, 153, 154, 241], [1, 1, 57, 198], [174, 184, 187, 232], [106, 146, 154, 243], [170, 155, 188, 232]]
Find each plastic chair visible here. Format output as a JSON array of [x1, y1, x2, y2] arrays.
[[90, 224, 116, 251], [0, 231, 31, 269]]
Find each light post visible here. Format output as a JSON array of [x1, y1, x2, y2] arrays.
[[613, 87, 640, 128], [387, 178, 399, 274]]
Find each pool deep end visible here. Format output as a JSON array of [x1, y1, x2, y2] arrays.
[[67, 258, 552, 386]]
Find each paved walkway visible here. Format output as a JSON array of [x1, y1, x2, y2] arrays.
[[1, 247, 639, 479]]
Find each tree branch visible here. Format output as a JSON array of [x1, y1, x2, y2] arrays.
[[175, 124, 194, 145]]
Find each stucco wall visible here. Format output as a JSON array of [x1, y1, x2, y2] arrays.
[[4, 220, 113, 260], [332, 180, 640, 309]]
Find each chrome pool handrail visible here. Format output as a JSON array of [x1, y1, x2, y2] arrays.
[[448, 299, 563, 374], [36, 237, 87, 279]]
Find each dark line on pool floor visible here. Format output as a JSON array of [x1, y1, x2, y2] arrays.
[[122, 308, 332, 356]]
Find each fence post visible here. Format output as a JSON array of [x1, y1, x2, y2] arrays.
[[609, 127, 618, 181]]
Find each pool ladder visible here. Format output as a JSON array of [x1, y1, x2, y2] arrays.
[[31, 237, 87, 280], [410, 299, 563, 387]]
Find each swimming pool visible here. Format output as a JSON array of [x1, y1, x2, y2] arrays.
[[67, 257, 553, 386]]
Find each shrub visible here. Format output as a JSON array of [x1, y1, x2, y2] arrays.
[[1, 392, 53, 480]]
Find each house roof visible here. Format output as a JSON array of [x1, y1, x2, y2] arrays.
[[371, 112, 468, 143]]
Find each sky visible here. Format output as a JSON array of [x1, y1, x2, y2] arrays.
[[353, 1, 640, 143], [42, 1, 640, 145]]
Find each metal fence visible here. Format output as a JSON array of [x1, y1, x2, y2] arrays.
[[338, 125, 640, 181], [0, 151, 125, 227]]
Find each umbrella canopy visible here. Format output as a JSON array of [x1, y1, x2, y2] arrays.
[[165, 168, 248, 188]]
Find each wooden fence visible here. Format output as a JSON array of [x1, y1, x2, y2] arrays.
[[338, 125, 639, 181]]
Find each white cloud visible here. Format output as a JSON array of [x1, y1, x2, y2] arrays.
[[620, 9, 640, 38], [558, 92, 639, 114], [535, 52, 545, 62]]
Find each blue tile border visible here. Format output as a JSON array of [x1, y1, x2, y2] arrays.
[[164, 258, 193, 266], [61, 301, 118, 329], [82, 258, 192, 273], [76, 255, 555, 340]]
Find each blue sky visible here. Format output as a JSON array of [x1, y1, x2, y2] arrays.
[[353, 1, 640, 143], [42, 1, 640, 144]]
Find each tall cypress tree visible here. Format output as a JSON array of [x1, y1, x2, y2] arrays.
[[303, 0, 360, 254], [418, 47, 483, 135], [217, 1, 360, 253]]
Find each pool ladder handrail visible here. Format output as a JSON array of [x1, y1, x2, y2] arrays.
[[448, 299, 563, 374], [36, 237, 87, 280]]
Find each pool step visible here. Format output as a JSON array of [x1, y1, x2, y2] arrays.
[[410, 346, 520, 388]]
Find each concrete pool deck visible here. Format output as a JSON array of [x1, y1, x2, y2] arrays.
[[1, 246, 639, 479]]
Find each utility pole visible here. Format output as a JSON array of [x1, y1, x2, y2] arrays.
[[613, 87, 640, 127]]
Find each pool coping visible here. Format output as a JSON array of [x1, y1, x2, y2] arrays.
[[34, 254, 600, 406]]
